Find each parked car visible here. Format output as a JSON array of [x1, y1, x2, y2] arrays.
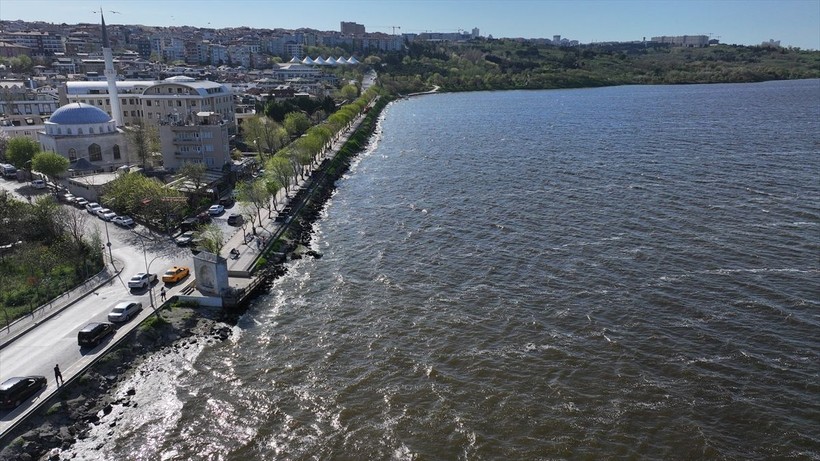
[[227, 213, 244, 226], [77, 322, 115, 347], [219, 195, 235, 207], [107, 301, 143, 323], [112, 215, 135, 227], [61, 193, 76, 204], [127, 272, 156, 289], [31, 179, 46, 189], [74, 198, 89, 208], [208, 204, 224, 215], [0, 376, 47, 409], [162, 266, 190, 283], [174, 231, 195, 246], [85, 202, 102, 214], [98, 209, 117, 221]]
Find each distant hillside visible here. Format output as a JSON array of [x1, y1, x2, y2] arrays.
[[373, 39, 820, 94]]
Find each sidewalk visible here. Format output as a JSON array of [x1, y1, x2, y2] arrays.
[[219, 108, 371, 278], [0, 266, 120, 350]]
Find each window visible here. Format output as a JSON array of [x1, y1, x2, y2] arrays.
[[88, 144, 102, 162], [113, 145, 121, 160], [146, 100, 152, 107], [68, 148, 77, 161], [89, 126, 94, 134], [78, 128, 83, 135], [67, 128, 72, 135]]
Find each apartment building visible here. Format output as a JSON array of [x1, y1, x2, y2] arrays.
[[159, 111, 230, 171]]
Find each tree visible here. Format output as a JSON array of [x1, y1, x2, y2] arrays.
[[243, 116, 286, 161], [31, 151, 69, 184], [267, 155, 293, 193], [5, 137, 39, 169], [339, 83, 359, 101], [126, 122, 159, 169], [235, 179, 270, 231], [178, 162, 208, 193], [283, 112, 310, 138], [197, 224, 225, 256]]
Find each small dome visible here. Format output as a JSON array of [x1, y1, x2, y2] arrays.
[[49, 103, 112, 125]]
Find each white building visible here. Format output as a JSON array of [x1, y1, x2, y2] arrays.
[[63, 77, 234, 130], [37, 102, 130, 173]]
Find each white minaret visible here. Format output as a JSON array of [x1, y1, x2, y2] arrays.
[[101, 12, 124, 127]]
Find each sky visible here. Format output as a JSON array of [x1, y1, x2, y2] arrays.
[[1, 0, 818, 50]]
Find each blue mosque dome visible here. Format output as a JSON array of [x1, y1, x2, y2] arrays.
[[49, 103, 112, 125]]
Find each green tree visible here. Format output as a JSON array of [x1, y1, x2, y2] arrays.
[[339, 83, 359, 101], [5, 137, 39, 169], [283, 112, 310, 138], [31, 151, 69, 184], [178, 162, 208, 193], [196, 224, 225, 256], [235, 179, 270, 231], [126, 122, 160, 169]]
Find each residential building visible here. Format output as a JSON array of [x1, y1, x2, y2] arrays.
[[340, 22, 366, 36], [0, 31, 65, 56], [159, 111, 230, 171], [651, 35, 710, 48]]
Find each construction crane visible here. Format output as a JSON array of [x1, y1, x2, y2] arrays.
[[391, 26, 401, 35]]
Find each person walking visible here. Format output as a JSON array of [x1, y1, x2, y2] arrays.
[[54, 364, 64, 386], [160, 286, 166, 301]]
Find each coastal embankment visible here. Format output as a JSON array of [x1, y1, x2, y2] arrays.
[[0, 94, 393, 461]]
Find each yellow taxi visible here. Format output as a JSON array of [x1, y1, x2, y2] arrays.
[[161, 266, 190, 283]]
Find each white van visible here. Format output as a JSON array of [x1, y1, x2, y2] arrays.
[[31, 179, 46, 189]]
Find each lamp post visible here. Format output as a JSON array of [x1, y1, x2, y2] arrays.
[[103, 219, 114, 268], [137, 233, 165, 317]]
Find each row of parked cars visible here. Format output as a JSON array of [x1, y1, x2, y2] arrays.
[[0, 298, 147, 410]]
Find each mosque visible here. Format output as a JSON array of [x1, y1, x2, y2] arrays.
[[38, 102, 129, 174]]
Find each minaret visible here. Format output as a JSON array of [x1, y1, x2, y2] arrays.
[[101, 11, 124, 127]]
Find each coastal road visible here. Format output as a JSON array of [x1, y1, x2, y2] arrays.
[[0, 205, 193, 436]]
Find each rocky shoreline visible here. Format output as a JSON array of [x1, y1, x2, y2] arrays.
[[0, 96, 390, 461]]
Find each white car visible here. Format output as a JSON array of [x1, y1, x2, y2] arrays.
[[74, 198, 89, 207], [98, 209, 117, 221], [208, 204, 224, 215], [127, 272, 157, 289], [112, 215, 135, 227], [107, 301, 143, 323], [86, 202, 102, 214], [31, 179, 46, 189]]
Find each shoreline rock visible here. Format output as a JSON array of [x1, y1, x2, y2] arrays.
[[0, 95, 390, 461]]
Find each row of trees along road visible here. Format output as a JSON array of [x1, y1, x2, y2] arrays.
[[234, 86, 382, 237]]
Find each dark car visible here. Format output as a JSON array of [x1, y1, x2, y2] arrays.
[[77, 322, 116, 347], [219, 195, 235, 207], [227, 213, 243, 225], [0, 375, 47, 409], [179, 217, 199, 233]]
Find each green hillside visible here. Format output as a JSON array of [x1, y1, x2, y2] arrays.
[[372, 40, 820, 94]]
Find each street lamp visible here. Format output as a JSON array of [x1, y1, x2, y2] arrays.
[[136, 232, 165, 316], [102, 219, 114, 268]]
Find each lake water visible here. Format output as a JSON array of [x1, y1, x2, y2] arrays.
[[66, 80, 819, 460]]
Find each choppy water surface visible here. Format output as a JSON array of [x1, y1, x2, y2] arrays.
[[67, 80, 819, 460]]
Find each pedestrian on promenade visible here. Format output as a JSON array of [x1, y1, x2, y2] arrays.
[[160, 286, 166, 301], [54, 364, 64, 386]]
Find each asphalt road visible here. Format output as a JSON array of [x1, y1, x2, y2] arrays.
[[0, 183, 242, 435]]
